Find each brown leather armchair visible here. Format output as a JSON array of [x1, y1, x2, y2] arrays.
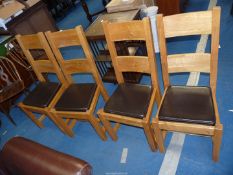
[[0, 137, 92, 175]]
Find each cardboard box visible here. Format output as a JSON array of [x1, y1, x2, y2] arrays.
[[106, 0, 154, 13]]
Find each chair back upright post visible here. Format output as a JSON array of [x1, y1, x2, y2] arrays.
[[16, 33, 67, 85], [102, 17, 161, 101], [45, 26, 109, 101], [157, 7, 220, 94]]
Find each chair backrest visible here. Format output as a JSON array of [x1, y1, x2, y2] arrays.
[[0, 56, 22, 85], [45, 26, 108, 100], [0, 56, 24, 103], [102, 17, 160, 90], [16, 33, 67, 84], [157, 7, 220, 94]]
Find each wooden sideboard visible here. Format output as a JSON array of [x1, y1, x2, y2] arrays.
[[6, 1, 58, 35], [156, 0, 188, 16]]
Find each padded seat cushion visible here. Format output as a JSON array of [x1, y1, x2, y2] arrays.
[[23, 82, 61, 108], [104, 83, 152, 119], [159, 86, 216, 126], [55, 83, 97, 112]]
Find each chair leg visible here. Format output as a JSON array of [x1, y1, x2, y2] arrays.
[[20, 106, 44, 128], [212, 124, 223, 162], [152, 120, 165, 153], [100, 88, 109, 102], [5, 113, 16, 126], [155, 89, 162, 106], [89, 115, 107, 141], [0, 101, 16, 125], [98, 112, 118, 141], [143, 122, 157, 152], [48, 113, 74, 137]]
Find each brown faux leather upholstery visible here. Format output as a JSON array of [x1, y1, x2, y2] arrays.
[[23, 82, 61, 108], [55, 83, 97, 112], [104, 83, 152, 119], [0, 137, 92, 175], [159, 86, 216, 126]]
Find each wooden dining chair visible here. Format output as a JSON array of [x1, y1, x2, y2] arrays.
[[98, 18, 162, 151], [45, 26, 109, 139], [16, 33, 68, 133], [152, 7, 223, 161], [0, 56, 24, 125]]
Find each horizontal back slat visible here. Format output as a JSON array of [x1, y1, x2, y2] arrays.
[[116, 56, 150, 73], [107, 21, 146, 41], [34, 60, 57, 73], [167, 53, 211, 73], [49, 29, 80, 48], [63, 59, 91, 74], [163, 11, 212, 38], [20, 35, 43, 49]]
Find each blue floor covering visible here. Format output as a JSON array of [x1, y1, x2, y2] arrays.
[[1, 0, 233, 174]]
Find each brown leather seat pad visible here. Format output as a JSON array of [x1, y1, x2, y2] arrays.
[[159, 86, 216, 126], [23, 82, 61, 108], [104, 83, 152, 119], [55, 83, 97, 112]]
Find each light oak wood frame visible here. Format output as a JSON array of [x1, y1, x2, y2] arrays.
[[45, 26, 109, 139], [152, 7, 223, 161], [15, 33, 69, 134], [97, 17, 162, 151]]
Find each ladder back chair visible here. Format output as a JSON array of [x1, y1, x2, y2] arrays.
[[98, 17, 162, 151], [45, 26, 109, 139], [152, 7, 223, 161], [16, 33, 68, 132]]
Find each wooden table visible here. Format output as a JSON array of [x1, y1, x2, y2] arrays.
[[86, 10, 140, 40], [85, 10, 142, 83]]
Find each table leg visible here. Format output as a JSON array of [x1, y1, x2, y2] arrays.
[[231, 3, 233, 16], [80, 0, 110, 23], [102, 0, 107, 6], [80, 0, 93, 22]]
